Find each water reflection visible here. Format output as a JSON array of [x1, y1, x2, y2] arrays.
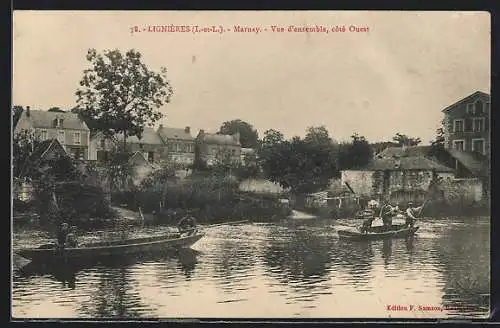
[[435, 219, 490, 317], [261, 226, 334, 303], [12, 218, 490, 318]]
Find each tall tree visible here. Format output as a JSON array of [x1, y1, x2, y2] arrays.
[[338, 133, 373, 170], [12, 105, 24, 128], [218, 119, 259, 148], [304, 126, 334, 146], [74, 48, 173, 143], [392, 133, 422, 147]]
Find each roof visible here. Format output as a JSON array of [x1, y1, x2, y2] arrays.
[[200, 132, 240, 146], [128, 151, 149, 165], [442, 91, 490, 113], [31, 139, 68, 160], [23, 110, 89, 131], [357, 156, 455, 172], [158, 126, 194, 141], [445, 148, 489, 176], [377, 146, 431, 158], [116, 127, 163, 145]]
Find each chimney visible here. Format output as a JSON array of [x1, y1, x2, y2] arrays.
[[26, 106, 30, 117], [233, 131, 240, 143], [185, 126, 190, 134]]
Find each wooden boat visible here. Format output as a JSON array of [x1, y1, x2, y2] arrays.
[[337, 224, 419, 241], [16, 230, 204, 263]]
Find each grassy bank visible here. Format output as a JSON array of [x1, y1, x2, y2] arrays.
[[111, 174, 292, 225]]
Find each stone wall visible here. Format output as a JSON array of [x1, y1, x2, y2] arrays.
[[438, 178, 483, 205], [239, 178, 286, 194]]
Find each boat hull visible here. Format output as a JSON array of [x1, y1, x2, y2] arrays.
[[17, 233, 204, 263], [337, 225, 419, 241]]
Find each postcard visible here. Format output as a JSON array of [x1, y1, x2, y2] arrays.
[[11, 10, 491, 320]]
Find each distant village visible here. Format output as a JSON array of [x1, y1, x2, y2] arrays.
[[13, 90, 490, 218]]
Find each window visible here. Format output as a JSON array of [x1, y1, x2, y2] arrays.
[[40, 130, 48, 141], [57, 130, 65, 144], [473, 117, 485, 132], [73, 132, 81, 145], [453, 140, 465, 151], [466, 103, 473, 114], [53, 118, 64, 128], [100, 139, 106, 148], [73, 149, 83, 160], [472, 139, 485, 155], [474, 100, 484, 115], [485, 102, 490, 113], [453, 119, 464, 132]]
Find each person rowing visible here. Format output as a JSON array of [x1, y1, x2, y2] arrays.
[[360, 200, 378, 233], [405, 201, 423, 228], [178, 215, 197, 236]]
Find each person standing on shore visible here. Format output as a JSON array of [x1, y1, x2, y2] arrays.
[[56, 223, 70, 250]]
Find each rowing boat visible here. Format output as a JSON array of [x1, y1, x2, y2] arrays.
[[337, 224, 419, 241], [16, 230, 204, 263]]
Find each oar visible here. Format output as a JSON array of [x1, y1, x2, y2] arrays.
[[205, 220, 249, 228]]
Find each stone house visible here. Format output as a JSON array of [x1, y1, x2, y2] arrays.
[[88, 131, 117, 162], [195, 130, 242, 166], [157, 125, 195, 167], [14, 107, 91, 160], [341, 155, 455, 204], [442, 91, 490, 157]]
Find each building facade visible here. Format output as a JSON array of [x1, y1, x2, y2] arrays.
[[14, 107, 91, 160], [195, 130, 242, 166], [341, 156, 455, 204], [157, 125, 195, 166], [442, 91, 490, 157]]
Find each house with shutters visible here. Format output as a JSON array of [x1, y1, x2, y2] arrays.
[[14, 106, 91, 160], [442, 91, 490, 157]]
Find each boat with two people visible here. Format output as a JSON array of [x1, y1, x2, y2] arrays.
[[16, 215, 204, 263]]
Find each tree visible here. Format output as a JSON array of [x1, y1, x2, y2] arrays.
[[48, 107, 66, 112], [12, 105, 24, 128], [338, 133, 373, 170], [105, 144, 135, 192], [260, 136, 339, 194], [431, 119, 446, 148], [218, 119, 259, 148], [13, 129, 41, 179], [392, 133, 422, 147], [304, 126, 334, 146], [74, 48, 173, 143], [260, 129, 284, 148]]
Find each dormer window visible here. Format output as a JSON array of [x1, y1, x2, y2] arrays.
[[53, 118, 64, 128]]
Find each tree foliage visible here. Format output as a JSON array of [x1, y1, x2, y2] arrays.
[[104, 143, 135, 191], [12, 105, 24, 128], [259, 128, 339, 194], [338, 133, 373, 170], [48, 107, 66, 112], [74, 48, 173, 141], [218, 119, 259, 148], [13, 130, 41, 179], [392, 132, 422, 147]]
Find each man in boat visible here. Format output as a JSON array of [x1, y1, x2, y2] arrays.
[[178, 215, 197, 235], [405, 201, 422, 228], [360, 200, 378, 233], [380, 203, 400, 231], [56, 222, 70, 250], [65, 226, 79, 248]]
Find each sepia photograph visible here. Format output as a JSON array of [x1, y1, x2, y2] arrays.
[[11, 11, 490, 319]]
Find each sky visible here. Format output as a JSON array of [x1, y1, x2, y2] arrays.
[[12, 11, 490, 144]]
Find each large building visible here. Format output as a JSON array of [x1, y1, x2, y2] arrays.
[[195, 130, 241, 166], [14, 107, 90, 160], [442, 91, 490, 157], [88, 125, 195, 167]]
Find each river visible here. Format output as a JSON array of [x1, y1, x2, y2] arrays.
[[11, 216, 490, 319]]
